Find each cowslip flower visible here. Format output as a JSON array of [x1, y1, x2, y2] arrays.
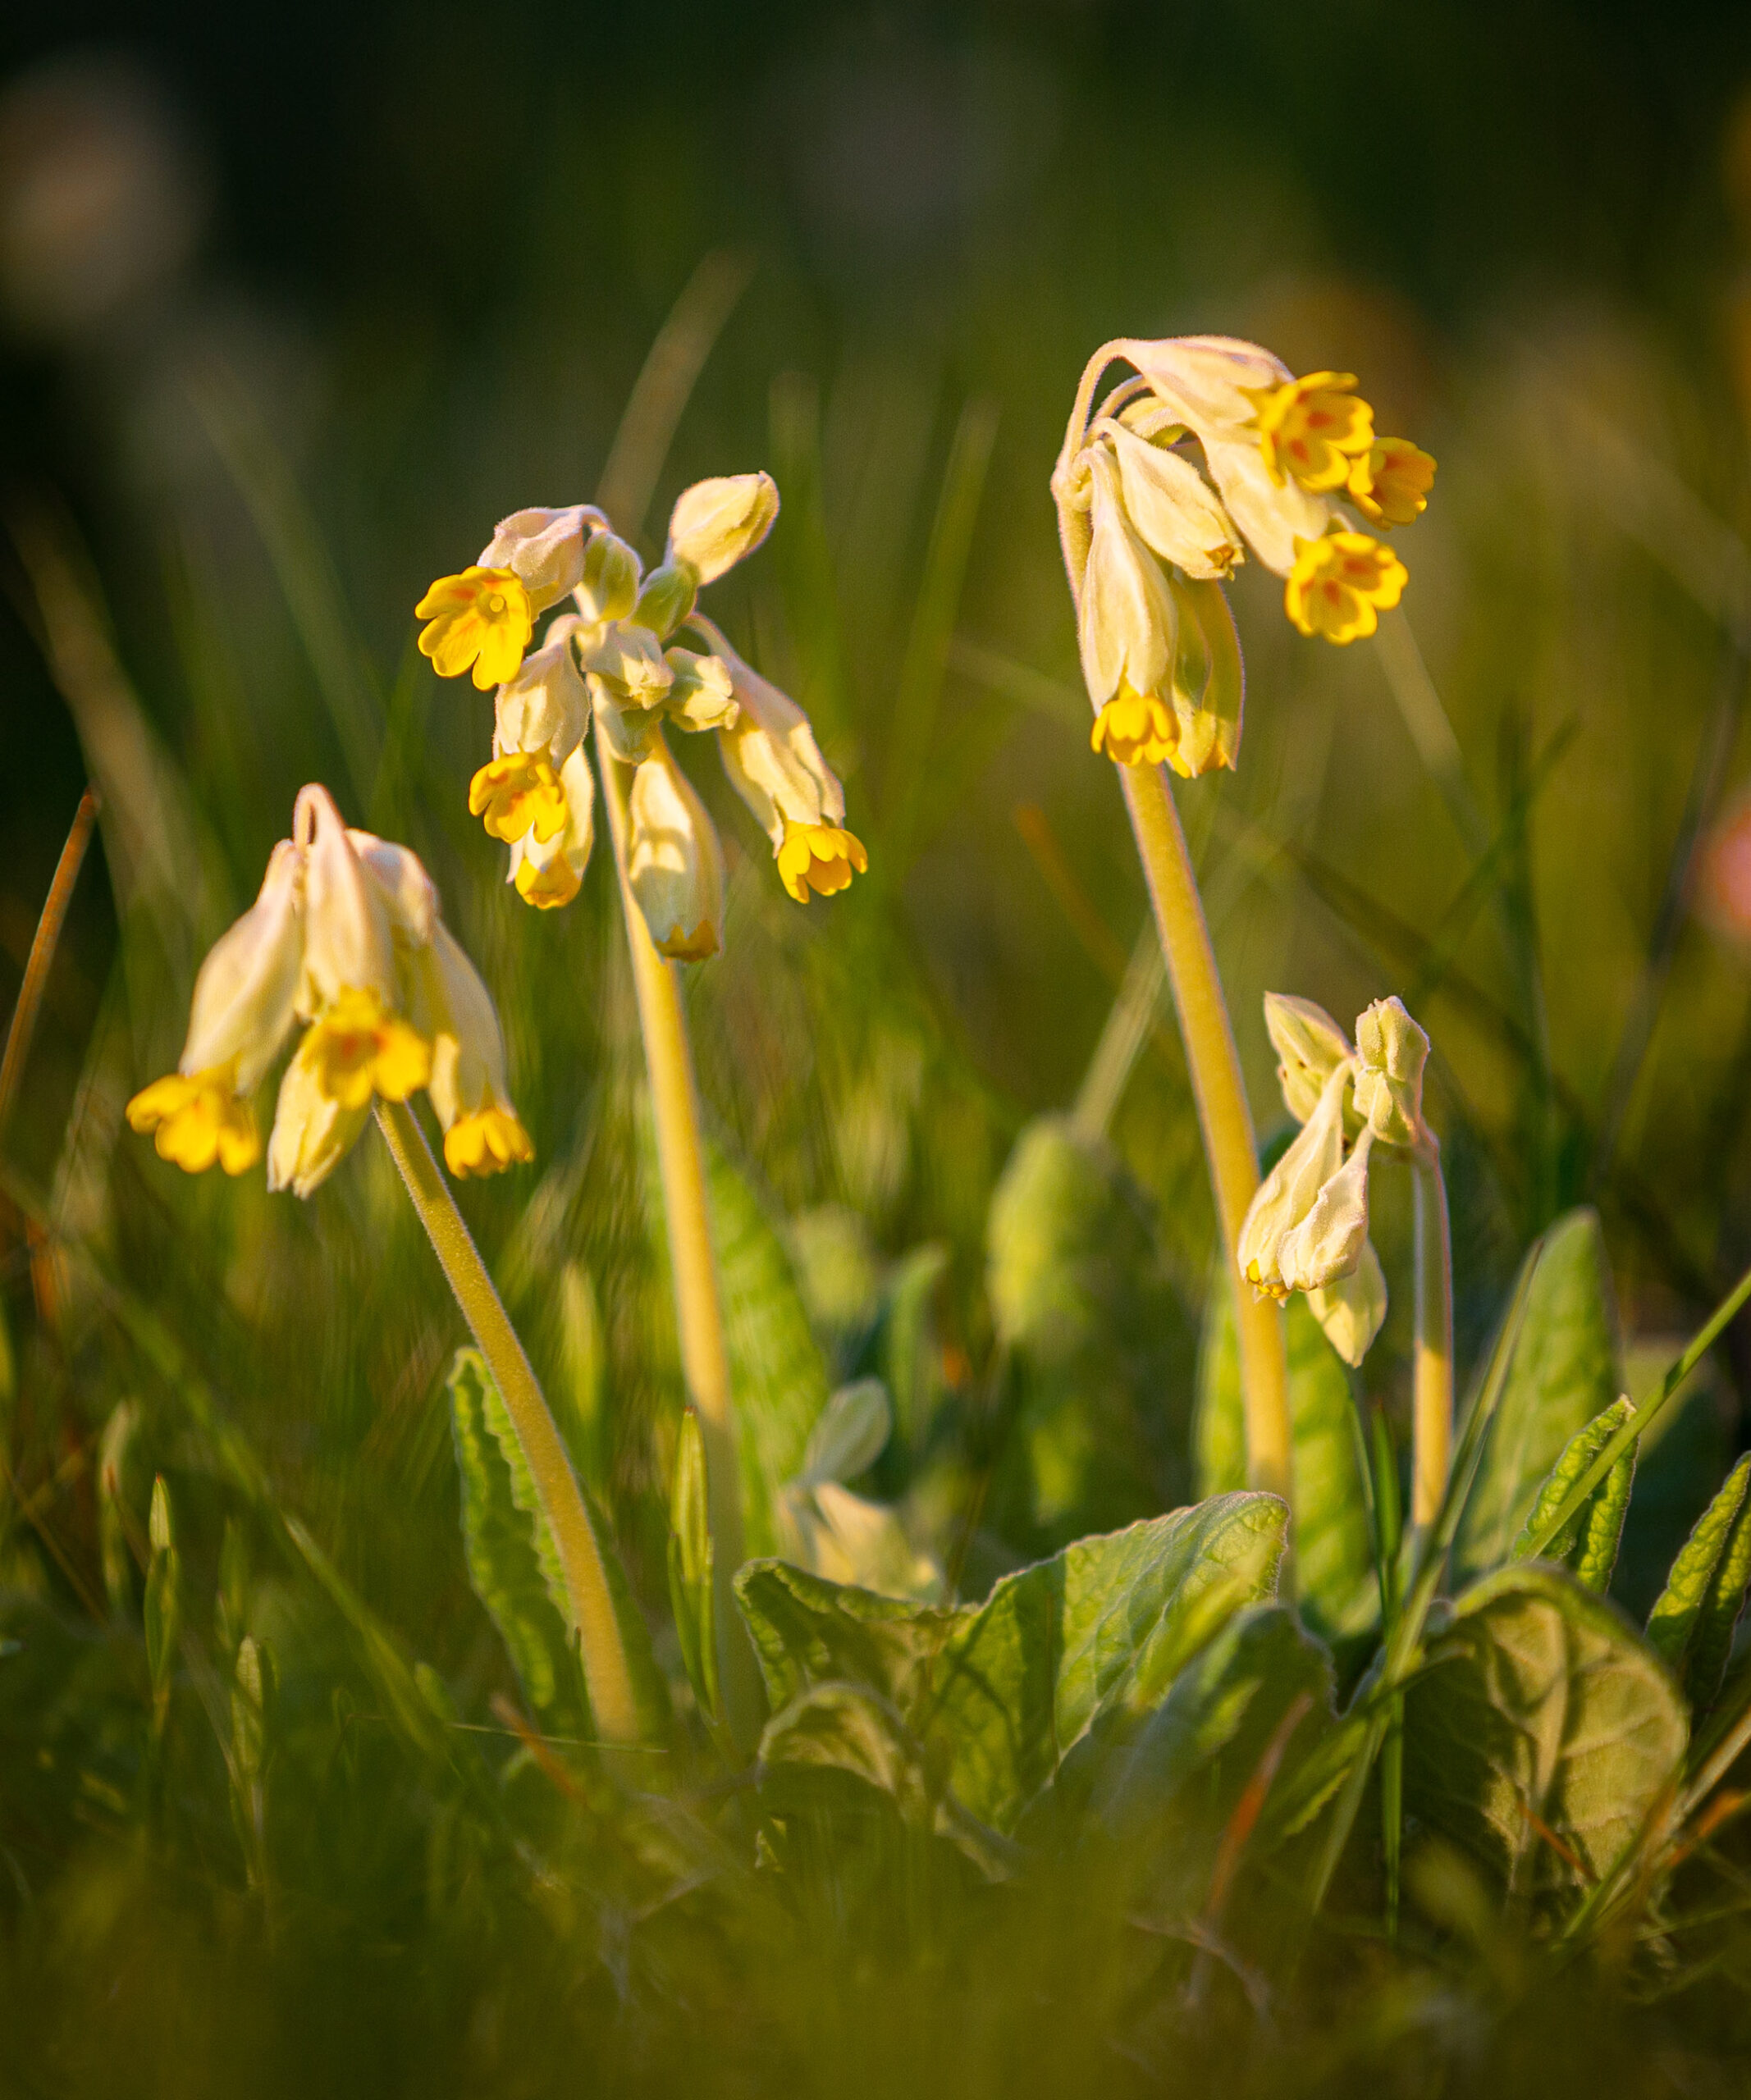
[[127, 785, 532, 1194], [415, 505, 601, 691], [422, 474, 862, 945], [1235, 991, 1432, 1366], [1052, 334, 1435, 699]]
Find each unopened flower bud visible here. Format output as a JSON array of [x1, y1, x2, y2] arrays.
[[627, 733, 725, 962], [178, 839, 304, 1091], [1077, 450, 1175, 710], [665, 472, 779, 585], [633, 562, 697, 641], [1278, 1127, 1375, 1295], [663, 647, 739, 732], [1306, 1239, 1388, 1367], [1353, 995, 1429, 1146], [293, 785, 398, 1018], [574, 530, 642, 625], [494, 623, 590, 760], [1237, 1063, 1348, 1299], [1100, 422, 1241, 580], [1264, 993, 1354, 1125]]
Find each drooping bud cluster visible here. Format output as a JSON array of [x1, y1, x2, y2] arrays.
[[126, 786, 531, 1194], [1053, 336, 1435, 774], [415, 476, 866, 961], [1235, 991, 1432, 1366]]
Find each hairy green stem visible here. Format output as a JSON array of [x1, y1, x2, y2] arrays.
[[1410, 1146, 1454, 1532], [373, 1098, 641, 1746], [600, 754, 764, 1751]]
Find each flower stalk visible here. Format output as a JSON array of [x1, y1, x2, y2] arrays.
[[1056, 486, 1293, 1500], [1410, 1142, 1454, 1531], [373, 1097, 641, 1746], [600, 751, 763, 1749]]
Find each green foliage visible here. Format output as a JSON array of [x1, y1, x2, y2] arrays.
[[986, 1116, 1192, 1548], [1403, 1563, 1688, 1896], [1195, 1290, 1376, 1641], [740, 1494, 1285, 1841], [449, 1348, 585, 1727], [667, 1406, 720, 1732], [1456, 1209, 1623, 1582], [1645, 1453, 1751, 1710], [1512, 1395, 1637, 1592]]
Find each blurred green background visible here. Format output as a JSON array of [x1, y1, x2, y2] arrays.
[[4, 0, 1751, 1655]]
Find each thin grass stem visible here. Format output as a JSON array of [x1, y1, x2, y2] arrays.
[[1410, 1147, 1454, 1531], [0, 787, 98, 1150], [372, 1098, 641, 1748]]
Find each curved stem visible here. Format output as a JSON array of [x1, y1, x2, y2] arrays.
[[373, 1098, 641, 1746], [1118, 765, 1293, 1498], [599, 751, 763, 1750], [1410, 1144, 1455, 1531]]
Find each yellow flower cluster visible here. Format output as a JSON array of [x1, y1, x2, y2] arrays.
[[126, 786, 532, 1194], [1054, 336, 1438, 772], [415, 481, 866, 956]]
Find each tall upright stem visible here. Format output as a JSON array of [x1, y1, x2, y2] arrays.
[[373, 1098, 641, 1746], [1410, 1145, 1455, 1531], [1055, 485, 1292, 1502], [1118, 766, 1293, 1498], [600, 753, 762, 1749]]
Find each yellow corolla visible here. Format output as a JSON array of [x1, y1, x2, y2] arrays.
[[776, 820, 869, 902], [1253, 372, 1376, 493], [299, 987, 432, 1110], [1285, 532, 1408, 643], [469, 753, 569, 845], [415, 567, 533, 690], [126, 1068, 260, 1176], [445, 1106, 536, 1179], [1348, 438, 1438, 528]]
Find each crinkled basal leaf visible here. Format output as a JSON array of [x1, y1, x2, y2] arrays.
[[1093, 1603, 1335, 1831], [987, 1116, 1192, 1544], [741, 1495, 1287, 1838], [1403, 1564, 1686, 1894], [450, 1349, 580, 1723], [1512, 1395, 1637, 1594], [1195, 1289, 1375, 1641], [1456, 1209, 1622, 1582], [449, 1349, 670, 1737], [1646, 1453, 1751, 1710], [757, 1681, 1017, 1878]]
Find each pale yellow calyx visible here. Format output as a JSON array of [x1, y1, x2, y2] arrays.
[[126, 1067, 259, 1176], [469, 752, 568, 846], [1284, 532, 1407, 643], [444, 1107, 535, 1179], [777, 820, 868, 903], [1252, 372, 1375, 493], [301, 987, 431, 1109], [415, 566, 533, 689], [1347, 437, 1437, 528]]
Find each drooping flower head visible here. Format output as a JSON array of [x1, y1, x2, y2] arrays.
[[1052, 333, 1436, 774], [1234, 990, 1433, 1367], [418, 473, 866, 956], [126, 786, 532, 1194]]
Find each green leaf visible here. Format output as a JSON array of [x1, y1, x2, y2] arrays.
[[987, 1116, 1192, 1547], [878, 1243, 949, 1454], [1194, 1290, 1376, 1641], [1512, 1395, 1637, 1593], [1403, 1563, 1687, 1895], [449, 1349, 584, 1725], [1456, 1209, 1622, 1582], [737, 1494, 1287, 1838], [449, 1349, 670, 1737], [95, 1399, 141, 1619], [795, 1380, 891, 1487], [667, 1408, 720, 1729], [705, 1140, 832, 1556], [144, 1475, 179, 1700], [1645, 1453, 1751, 1709]]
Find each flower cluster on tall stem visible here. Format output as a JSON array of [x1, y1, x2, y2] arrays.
[[417, 477, 866, 959]]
